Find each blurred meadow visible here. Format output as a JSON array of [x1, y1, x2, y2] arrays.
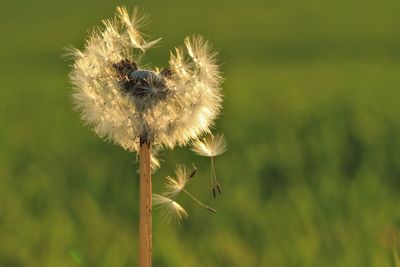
[[1, 0, 400, 266]]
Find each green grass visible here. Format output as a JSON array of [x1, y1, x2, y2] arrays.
[[1, 0, 400, 266]]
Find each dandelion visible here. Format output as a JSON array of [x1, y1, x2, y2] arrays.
[[69, 6, 223, 156], [68, 6, 224, 267], [192, 134, 227, 197], [152, 194, 188, 223]]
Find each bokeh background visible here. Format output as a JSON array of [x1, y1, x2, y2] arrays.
[[1, 0, 400, 266]]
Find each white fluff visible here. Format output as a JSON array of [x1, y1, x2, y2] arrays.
[[69, 6, 223, 165]]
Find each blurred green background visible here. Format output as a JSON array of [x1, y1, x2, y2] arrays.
[[1, 0, 400, 266]]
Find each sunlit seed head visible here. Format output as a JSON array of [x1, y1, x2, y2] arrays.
[[191, 133, 228, 157], [152, 194, 188, 223], [69, 6, 224, 163]]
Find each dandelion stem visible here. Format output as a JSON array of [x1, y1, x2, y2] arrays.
[[139, 141, 152, 267], [393, 234, 400, 267], [182, 188, 216, 213]]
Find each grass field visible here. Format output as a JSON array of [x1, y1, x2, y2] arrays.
[[1, 0, 400, 266]]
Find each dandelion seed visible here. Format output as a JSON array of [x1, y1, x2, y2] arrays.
[[164, 164, 189, 197], [152, 194, 188, 223], [191, 133, 227, 197], [191, 134, 228, 157], [161, 164, 216, 213]]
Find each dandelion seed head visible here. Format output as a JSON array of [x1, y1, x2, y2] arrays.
[[191, 133, 228, 157], [69, 6, 223, 163], [152, 194, 188, 223]]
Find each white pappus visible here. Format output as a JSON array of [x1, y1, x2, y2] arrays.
[[68, 6, 223, 168]]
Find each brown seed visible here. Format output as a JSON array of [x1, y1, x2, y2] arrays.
[[189, 165, 197, 179], [216, 184, 222, 194]]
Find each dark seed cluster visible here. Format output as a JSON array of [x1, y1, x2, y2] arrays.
[[112, 59, 173, 106]]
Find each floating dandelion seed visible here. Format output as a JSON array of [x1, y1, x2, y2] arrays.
[[152, 194, 188, 223], [192, 133, 228, 157], [164, 164, 189, 197], [191, 134, 227, 197], [159, 164, 216, 215]]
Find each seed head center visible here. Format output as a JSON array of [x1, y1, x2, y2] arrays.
[[112, 59, 172, 102]]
